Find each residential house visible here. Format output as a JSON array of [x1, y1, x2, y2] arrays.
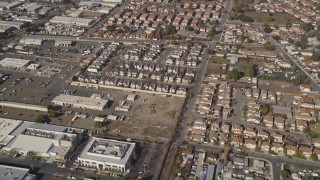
[[244, 139, 256, 150], [296, 120, 308, 132], [257, 130, 269, 140], [285, 118, 296, 132], [221, 123, 230, 133], [273, 132, 283, 143], [299, 146, 312, 157], [274, 116, 285, 129], [260, 141, 270, 152], [219, 133, 229, 146], [263, 114, 274, 128], [232, 124, 243, 136], [271, 143, 284, 154], [244, 127, 256, 138], [286, 145, 297, 156], [314, 139, 320, 149], [230, 136, 243, 149]]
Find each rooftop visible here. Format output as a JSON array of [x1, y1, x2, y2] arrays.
[[0, 164, 30, 180], [0, 58, 30, 67], [79, 138, 135, 164], [52, 94, 108, 109], [0, 118, 22, 145]]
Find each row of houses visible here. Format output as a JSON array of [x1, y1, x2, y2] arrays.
[[76, 74, 187, 95], [244, 88, 277, 102], [87, 42, 122, 73], [166, 45, 203, 67], [108, 61, 196, 85], [255, 0, 318, 25], [122, 43, 163, 62]]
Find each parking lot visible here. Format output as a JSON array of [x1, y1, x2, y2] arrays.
[[12, 41, 102, 62]]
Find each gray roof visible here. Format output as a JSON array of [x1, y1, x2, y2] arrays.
[[0, 165, 29, 180]]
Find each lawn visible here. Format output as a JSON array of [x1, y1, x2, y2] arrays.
[[248, 158, 254, 167], [244, 12, 300, 25]]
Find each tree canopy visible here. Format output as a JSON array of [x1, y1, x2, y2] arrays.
[[229, 69, 240, 81], [35, 114, 50, 123]]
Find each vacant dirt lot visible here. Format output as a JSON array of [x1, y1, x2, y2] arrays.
[[108, 93, 185, 144], [245, 12, 300, 25]]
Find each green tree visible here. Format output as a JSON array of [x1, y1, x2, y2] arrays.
[[164, 24, 176, 35], [288, 38, 294, 44], [94, 121, 103, 128], [48, 110, 57, 118], [294, 150, 306, 159], [229, 69, 240, 81], [263, 24, 272, 33], [207, 25, 216, 39], [272, 35, 281, 41], [286, 21, 292, 29], [35, 114, 50, 123], [310, 153, 318, 161], [302, 23, 314, 32], [47, 105, 53, 111], [207, 49, 215, 55], [237, 14, 254, 22], [260, 107, 269, 115], [248, 64, 257, 78], [291, 74, 306, 85], [281, 170, 290, 179], [263, 41, 275, 51]]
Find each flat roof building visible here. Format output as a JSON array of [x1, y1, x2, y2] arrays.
[[0, 58, 31, 68], [50, 16, 95, 27], [20, 38, 44, 45], [3, 119, 81, 161], [0, 21, 24, 29], [0, 118, 22, 146], [77, 138, 135, 172], [6, 2, 23, 10], [0, 165, 35, 180], [52, 94, 108, 111]]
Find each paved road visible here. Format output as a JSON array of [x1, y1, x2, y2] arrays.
[[191, 143, 320, 180], [256, 25, 320, 93]]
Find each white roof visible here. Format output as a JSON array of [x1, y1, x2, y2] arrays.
[[0, 58, 30, 67], [78, 138, 135, 165], [0, 165, 29, 180], [0, 118, 22, 145], [7, 134, 53, 153], [52, 94, 108, 109]]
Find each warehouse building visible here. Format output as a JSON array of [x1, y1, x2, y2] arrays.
[[52, 94, 109, 111], [0, 58, 31, 68], [0, 21, 24, 29], [0, 118, 22, 146], [20, 37, 44, 45], [6, 2, 23, 10], [23, 3, 43, 12], [3, 120, 81, 161], [77, 138, 135, 172], [50, 16, 95, 27], [0, 165, 35, 180]]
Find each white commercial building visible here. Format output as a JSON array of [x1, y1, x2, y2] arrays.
[[52, 94, 109, 111], [0, 58, 31, 68], [20, 38, 44, 45], [2, 119, 81, 160], [50, 16, 95, 27], [77, 138, 135, 172], [0, 165, 35, 180]]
